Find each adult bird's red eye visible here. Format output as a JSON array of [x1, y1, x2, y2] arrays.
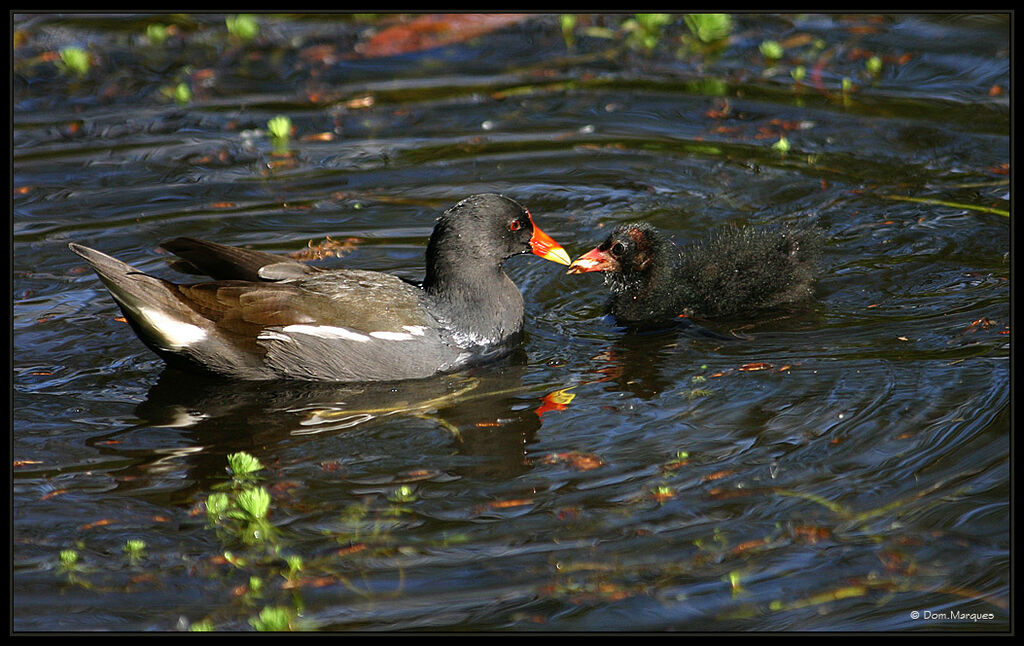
[[509, 219, 523, 231]]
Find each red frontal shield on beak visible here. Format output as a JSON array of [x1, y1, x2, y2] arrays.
[[528, 216, 571, 266], [567, 246, 618, 274]]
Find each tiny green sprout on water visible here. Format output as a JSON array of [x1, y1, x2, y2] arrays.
[[683, 13, 732, 44], [772, 135, 791, 154], [865, 55, 883, 76], [248, 575, 264, 595], [267, 115, 292, 142], [842, 76, 854, 93], [559, 14, 577, 49], [791, 65, 807, 82], [267, 115, 293, 155], [123, 539, 146, 560], [145, 23, 169, 45], [652, 485, 675, 503], [189, 619, 215, 632], [227, 451, 263, 477], [759, 40, 784, 61], [728, 570, 744, 596], [625, 13, 673, 52], [388, 485, 417, 504], [59, 549, 79, 569], [285, 554, 303, 578], [58, 47, 91, 77], [250, 606, 292, 632], [172, 82, 191, 105], [226, 14, 260, 42]]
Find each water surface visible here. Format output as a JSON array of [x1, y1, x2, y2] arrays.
[[13, 13, 1009, 632]]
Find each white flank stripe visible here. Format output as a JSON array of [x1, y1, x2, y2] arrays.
[[139, 307, 207, 349], [402, 325, 428, 336], [370, 331, 414, 341], [281, 324, 371, 343], [257, 330, 293, 343]]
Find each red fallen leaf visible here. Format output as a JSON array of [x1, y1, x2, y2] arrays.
[[336, 544, 367, 557], [356, 14, 532, 58], [779, 33, 815, 48], [344, 95, 375, 109], [210, 202, 236, 209], [731, 537, 770, 554], [41, 488, 68, 500], [269, 481, 301, 496], [661, 458, 689, 472], [702, 469, 735, 482], [14, 186, 32, 195], [282, 575, 338, 590], [299, 132, 336, 142], [14, 460, 43, 467], [705, 99, 731, 118], [298, 44, 339, 66], [114, 317, 127, 323], [540, 451, 605, 471], [80, 518, 114, 531], [738, 362, 772, 371], [793, 525, 831, 543], [847, 24, 881, 35], [488, 498, 534, 509], [535, 387, 575, 416], [192, 68, 216, 82], [556, 507, 581, 520]]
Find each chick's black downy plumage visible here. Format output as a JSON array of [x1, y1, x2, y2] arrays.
[[568, 221, 822, 326]]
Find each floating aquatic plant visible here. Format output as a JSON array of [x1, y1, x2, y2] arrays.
[[57, 47, 91, 77], [683, 13, 732, 43], [226, 14, 259, 42]]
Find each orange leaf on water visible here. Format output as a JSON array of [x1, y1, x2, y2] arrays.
[[357, 14, 532, 58]]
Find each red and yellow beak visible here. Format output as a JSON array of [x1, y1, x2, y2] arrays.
[[567, 246, 618, 274], [528, 217, 571, 266]]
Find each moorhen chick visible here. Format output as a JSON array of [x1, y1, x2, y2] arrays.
[[69, 194, 571, 382], [567, 221, 821, 326]]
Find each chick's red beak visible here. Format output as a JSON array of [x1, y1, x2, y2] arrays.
[[528, 217, 571, 266], [567, 246, 618, 274]]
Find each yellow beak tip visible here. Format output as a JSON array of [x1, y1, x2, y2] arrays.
[[549, 248, 572, 266]]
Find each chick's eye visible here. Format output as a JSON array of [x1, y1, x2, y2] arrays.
[[509, 219, 523, 232], [610, 242, 625, 257]]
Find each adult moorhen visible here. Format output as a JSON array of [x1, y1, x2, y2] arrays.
[[69, 194, 571, 382], [567, 221, 821, 326]]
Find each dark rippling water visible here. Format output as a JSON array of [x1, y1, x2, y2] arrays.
[[13, 13, 1009, 632]]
